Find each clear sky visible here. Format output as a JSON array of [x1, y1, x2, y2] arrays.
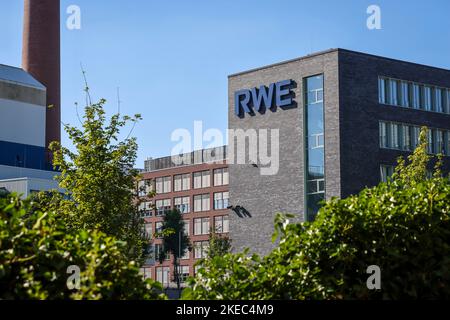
[[1, 0, 449, 168]]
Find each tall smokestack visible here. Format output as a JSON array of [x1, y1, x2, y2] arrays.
[[22, 0, 61, 158]]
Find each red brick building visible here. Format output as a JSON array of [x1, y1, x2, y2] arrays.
[[138, 146, 229, 287]]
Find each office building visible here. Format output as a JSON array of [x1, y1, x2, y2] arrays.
[[228, 48, 450, 255], [138, 146, 229, 287]]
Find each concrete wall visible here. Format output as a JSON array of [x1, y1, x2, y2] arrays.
[[0, 164, 58, 180], [0, 177, 60, 198], [228, 50, 341, 255], [0, 97, 46, 148]]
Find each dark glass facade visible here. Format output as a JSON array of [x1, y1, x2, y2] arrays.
[[305, 74, 325, 221]]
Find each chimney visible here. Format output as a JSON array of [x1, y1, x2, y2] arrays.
[[22, 0, 61, 158]]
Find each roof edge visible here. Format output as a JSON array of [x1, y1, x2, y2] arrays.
[[228, 48, 450, 78]]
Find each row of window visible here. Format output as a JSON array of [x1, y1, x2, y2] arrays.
[[379, 121, 450, 155], [138, 168, 228, 196], [139, 192, 229, 217], [142, 263, 209, 286], [379, 77, 450, 114], [144, 215, 229, 240], [151, 242, 210, 262], [380, 164, 434, 183]]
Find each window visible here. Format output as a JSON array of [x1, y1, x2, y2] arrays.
[[178, 266, 190, 283], [309, 133, 324, 149], [154, 243, 169, 261], [214, 216, 229, 233], [436, 129, 444, 154], [435, 88, 443, 113], [427, 130, 433, 154], [193, 171, 210, 189], [155, 176, 171, 194], [194, 217, 210, 235], [138, 179, 152, 197], [144, 223, 152, 239], [305, 74, 325, 222], [214, 192, 229, 210], [378, 77, 386, 104], [181, 248, 190, 260], [194, 241, 209, 259], [138, 201, 152, 217], [379, 121, 450, 156], [379, 77, 450, 115], [174, 174, 190, 192], [156, 267, 170, 286], [402, 125, 412, 151], [412, 83, 421, 109], [213, 168, 229, 186], [155, 222, 163, 237], [387, 79, 398, 105], [183, 220, 190, 236], [174, 196, 190, 213], [194, 194, 210, 212], [379, 122, 388, 148], [400, 81, 409, 107], [390, 123, 400, 149], [140, 267, 152, 280], [380, 165, 394, 183], [445, 131, 450, 156], [424, 86, 432, 111], [445, 89, 450, 114], [155, 199, 171, 216]]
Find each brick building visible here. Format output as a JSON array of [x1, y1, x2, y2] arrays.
[[138, 146, 229, 287], [228, 48, 450, 255]]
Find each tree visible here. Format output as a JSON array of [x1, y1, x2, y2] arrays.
[[156, 209, 190, 293], [207, 230, 232, 259], [183, 127, 450, 300], [0, 194, 165, 300], [48, 95, 146, 263]]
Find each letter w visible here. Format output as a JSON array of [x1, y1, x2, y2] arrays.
[[251, 84, 274, 112]]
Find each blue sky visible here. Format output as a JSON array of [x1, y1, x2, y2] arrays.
[[1, 0, 449, 167]]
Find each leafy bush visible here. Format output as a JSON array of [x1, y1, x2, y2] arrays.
[[183, 127, 450, 300], [183, 176, 450, 300], [0, 195, 165, 300]]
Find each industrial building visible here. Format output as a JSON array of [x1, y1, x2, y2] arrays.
[[0, 0, 61, 196]]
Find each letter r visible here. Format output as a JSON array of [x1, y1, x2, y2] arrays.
[[235, 90, 251, 116]]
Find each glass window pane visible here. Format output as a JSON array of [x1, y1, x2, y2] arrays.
[[305, 74, 325, 221], [378, 77, 386, 104]]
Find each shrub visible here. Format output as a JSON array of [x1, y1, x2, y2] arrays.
[[0, 195, 165, 300], [183, 177, 450, 300]]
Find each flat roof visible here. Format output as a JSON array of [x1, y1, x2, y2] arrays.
[[228, 48, 450, 78], [0, 64, 45, 90]]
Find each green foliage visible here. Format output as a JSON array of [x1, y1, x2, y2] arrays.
[[158, 210, 190, 290], [0, 195, 165, 300], [207, 231, 232, 259], [48, 98, 146, 262], [182, 250, 266, 300], [183, 133, 450, 300], [394, 127, 431, 185]]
